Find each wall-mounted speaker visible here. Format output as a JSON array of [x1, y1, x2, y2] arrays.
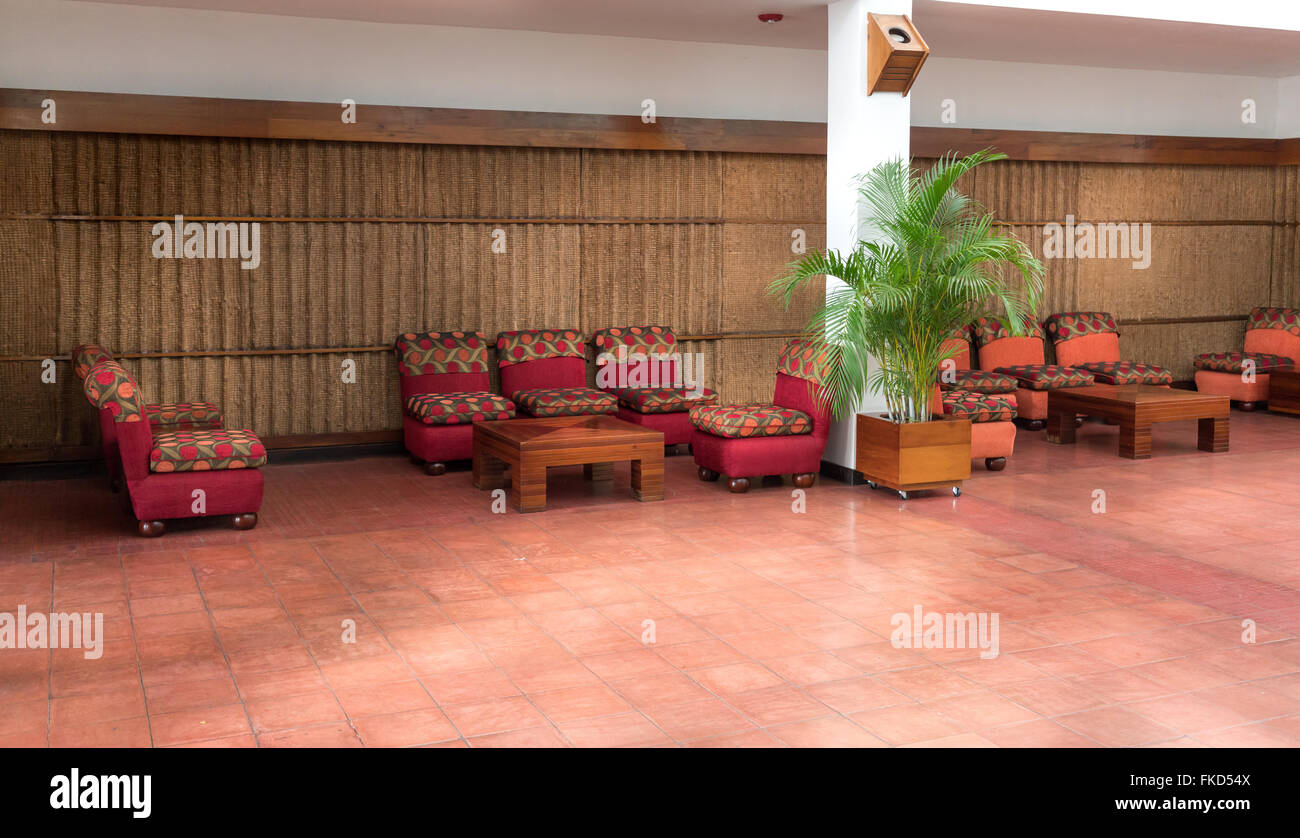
[[866, 13, 930, 96]]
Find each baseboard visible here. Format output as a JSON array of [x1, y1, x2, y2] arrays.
[[819, 459, 867, 485]]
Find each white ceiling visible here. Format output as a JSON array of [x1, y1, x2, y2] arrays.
[[80, 0, 1300, 76]]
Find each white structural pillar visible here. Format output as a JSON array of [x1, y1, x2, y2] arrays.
[[822, 0, 914, 470]]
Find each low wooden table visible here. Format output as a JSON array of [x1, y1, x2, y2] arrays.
[[1046, 385, 1229, 459], [1267, 369, 1300, 416], [472, 415, 664, 513]]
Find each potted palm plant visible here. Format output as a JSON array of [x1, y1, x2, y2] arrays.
[[769, 149, 1044, 498]]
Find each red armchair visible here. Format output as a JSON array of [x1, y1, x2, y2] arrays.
[[395, 330, 516, 475], [592, 324, 717, 447], [496, 329, 618, 417], [1192, 306, 1300, 410], [690, 340, 831, 493], [1044, 311, 1173, 385], [72, 344, 223, 491], [936, 328, 1018, 471], [972, 316, 1095, 430], [81, 362, 264, 537]]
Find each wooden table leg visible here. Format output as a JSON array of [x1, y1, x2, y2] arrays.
[[511, 461, 548, 513], [583, 462, 614, 483], [630, 456, 664, 502], [1198, 416, 1229, 452], [1045, 409, 1076, 444], [473, 448, 507, 490], [1119, 420, 1152, 459]]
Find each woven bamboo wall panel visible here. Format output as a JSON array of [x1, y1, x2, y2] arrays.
[[1272, 166, 1298, 224], [975, 160, 1079, 222], [720, 337, 788, 405], [721, 223, 826, 332], [1271, 222, 1300, 307], [1077, 164, 1275, 222], [580, 150, 722, 218], [1075, 226, 1271, 319], [0, 220, 55, 355], [1118, 321, 1245, 382], [425, 146, 579, 218], [578, 224, 721, 335], [723, 153, 825, 221], [1, 130, 53, 215]]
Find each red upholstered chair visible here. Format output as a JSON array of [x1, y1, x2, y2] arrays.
[[394, 329, 516, 475], [935, 329, 1018, 472], [1044, 311, 1173, 386], [81, 362, 264, 537], [496, 329, 618, 417], [972, 315, 1095, 430], [690, 340, 831, 493], [1192, 306, 1300, 410], [591, 324, 718, 447], [72, 344, 223, 491]]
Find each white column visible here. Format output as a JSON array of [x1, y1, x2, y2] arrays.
[[822, 0, 913, 470]]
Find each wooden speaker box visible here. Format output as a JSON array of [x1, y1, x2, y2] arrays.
[[866, 13, 930, 96]]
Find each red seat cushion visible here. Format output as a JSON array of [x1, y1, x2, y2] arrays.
[[615, 387, 718, 414], [404, 392, 515, 425], [994, 364, 1095, 390], [150, 429, 267, 473], [145, 402, 224, 431], [1077, 361, 1174, 385], [513, 387, 618, 417], [689, 404, 813, 438], [1193, 351, 1294, 374], [941, 389, 1017, 423], [941, 369, 1018, 394]]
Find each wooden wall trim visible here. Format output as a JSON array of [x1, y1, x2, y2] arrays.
[[5, 88, 1298, 163], [0, 88, 826, 155]]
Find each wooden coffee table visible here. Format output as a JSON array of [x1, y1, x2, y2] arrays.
[[472, 415, 664, 513], [1267, 369, 1300, 415], [1046, 385, 1229, 459]]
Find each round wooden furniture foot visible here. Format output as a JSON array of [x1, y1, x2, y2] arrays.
[[728, 477, 750, 493], [1074, 416, 1085, 427], [424, 461, 447, 476], [1237, 401, 1257, 412], [233, 513, 258, 531], [1026, 419, 1045, 431], [985, 457, 1007, 471], [698, 466, 720, 482], [137, 520, 165, 538], [792, 473, 816, 488]]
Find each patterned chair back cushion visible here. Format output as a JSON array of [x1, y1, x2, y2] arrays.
[[776, 339, 832, 386], [496, 329, 585, 366], [82, 361, 144, 423], [394, 330, 489, 376], [971, 315, 1045, 347], [72, 344, 115, 380], [592, 325, 677, 362], [1043, 312, 1118, 345], [592, 325, 679, 390], [1244, 307, 1300, 360]]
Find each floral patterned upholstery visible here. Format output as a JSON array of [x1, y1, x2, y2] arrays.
[[776, 339, 831, 385], [1077, 361, 1173, 386], [72, 344, 115, 380], [1043, 311, 1119, 344], [512, 387, 618, 417], [615, 387, 718, 414], [592, 325, 677, 363], [994, 364, 1095, 390], [82, 361, 145, 423], [149, 429, 267, 473], [394, 330, 489, 376], [1193, 351, 1295, 374], [1248, 306, 1300, 337], [496, 329, 585, 366], [404, 392, 515, 425], [941, 369, 1018, 394], [689, 404, 813, 438], [941, 389, 1017, 423], [144, 402, 223, 431], [971, 314, 1044, 347]]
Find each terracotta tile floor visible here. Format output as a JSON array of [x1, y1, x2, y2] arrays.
[[3, 410, 1300, 747]]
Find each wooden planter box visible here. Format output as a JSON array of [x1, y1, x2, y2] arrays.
[[855, 413, 971, 494]]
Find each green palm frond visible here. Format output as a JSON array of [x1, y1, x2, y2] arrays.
[[768, 149, 1044, 422]]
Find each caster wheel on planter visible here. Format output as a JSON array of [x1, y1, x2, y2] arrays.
[[898, 491, 909, 501], [952, 486, 962, 497], [865, 480, 878, 490]]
